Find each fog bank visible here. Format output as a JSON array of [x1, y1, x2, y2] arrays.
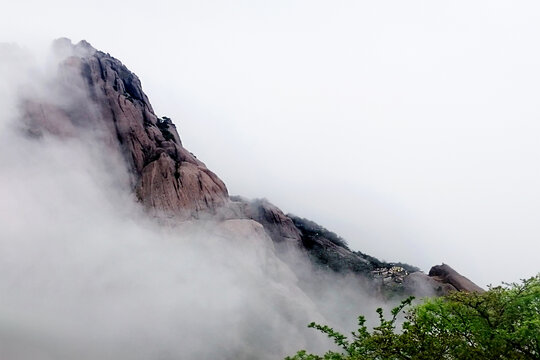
[[0, 42, 392, 360]]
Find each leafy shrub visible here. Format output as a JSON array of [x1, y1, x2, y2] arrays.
[[286, 275, 540, 360]]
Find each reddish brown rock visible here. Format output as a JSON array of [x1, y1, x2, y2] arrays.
[[231, 198, 303, 246], [429, 264, 484, 293], [403, 271, 458, 297], [23, 39, 229, 219]]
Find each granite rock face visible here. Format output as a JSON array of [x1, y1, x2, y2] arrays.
[[231, 198, 303, 246], [24, 39, 229, 220], [403, 272, 460, 297], [22, 39, 483, 298], [428, 264, 485, 293]]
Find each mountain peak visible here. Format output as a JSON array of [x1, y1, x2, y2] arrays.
[[22, 40, 483, 297], [52, 37, 96, 59], [26, 40, 230, 219]]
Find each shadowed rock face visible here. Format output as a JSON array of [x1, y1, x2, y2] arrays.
[[22, 39, 483, 298]]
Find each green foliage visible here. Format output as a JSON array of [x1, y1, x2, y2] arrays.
[[286, 275, 540, 360]]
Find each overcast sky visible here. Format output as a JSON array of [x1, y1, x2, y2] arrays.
[[2, 1, 540, 286]]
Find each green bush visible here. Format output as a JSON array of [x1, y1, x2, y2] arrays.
[[286, 275, 540, 360]]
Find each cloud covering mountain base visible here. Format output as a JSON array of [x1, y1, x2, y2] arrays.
[[0, 42, 391, 360]]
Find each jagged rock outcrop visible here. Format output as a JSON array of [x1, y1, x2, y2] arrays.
[[22, 39, 483, 298], [24, 38, 228, 220]]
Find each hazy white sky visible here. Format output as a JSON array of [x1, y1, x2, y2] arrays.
[[2, 1, 540, 286]]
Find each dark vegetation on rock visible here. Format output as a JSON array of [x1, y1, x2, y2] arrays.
[[290, 215, 350, 249], [157, 117, 177, 142], [290, 215, 420, 276]]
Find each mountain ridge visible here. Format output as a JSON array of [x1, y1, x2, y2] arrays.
[[22, 38, 483, 297]]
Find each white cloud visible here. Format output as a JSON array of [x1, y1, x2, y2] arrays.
[[0, 45, 393, 359]]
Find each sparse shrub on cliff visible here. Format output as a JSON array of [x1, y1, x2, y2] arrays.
[[160, 128, 175, 142], [290, 215, 349, 249], [157, 116, 176, 142]]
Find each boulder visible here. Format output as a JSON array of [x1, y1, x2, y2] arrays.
[[429, 264, 484, 293]]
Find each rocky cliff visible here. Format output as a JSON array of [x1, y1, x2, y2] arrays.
[[22, 39, 482, 297], [26, 38, 229, 220]]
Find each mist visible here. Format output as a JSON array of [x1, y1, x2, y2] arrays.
[[0, 44, 393, 359], [2, 2, 540, 356], [2, 1, 539, 287]]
